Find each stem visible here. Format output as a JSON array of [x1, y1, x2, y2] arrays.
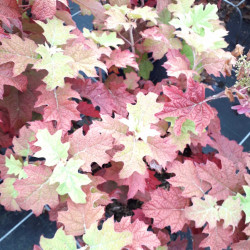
[[129, 26, 135, 54], [118, 32, 132, 46]]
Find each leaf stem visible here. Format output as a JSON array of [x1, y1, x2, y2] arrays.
[[118, 32, 132, 46], [129, 26, 135, 54]]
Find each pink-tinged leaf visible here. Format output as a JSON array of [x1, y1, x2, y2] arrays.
[[185, 195, 219, 229], [0, 63, 27, 99], [0, 177, 21, 211], [0, 35, 38, 76], [157, 79, 215, 135], [199, 222, 233, 250], [124, 72, 140, 90], [58, 194, 104, 236], [35, 84, 81, 134], [105, 49, 139, 70], [142, 187, 190, 232], [163, 49, 198, 79], [196, 158, 245, 201], [77, 101, 100, 118], [115, 217, 161, 249], [14, 165, 59, 216], [0, 0, 21, 28], [147, 136, 177, 166], [132, 209, 152, 225], [209, 133, 248, 172], [231, 240, 250, 250], [168, 160, 211, 198], [72, 0, 106, 21], [71, 78, 135, 117], [32, 0, 68, 20], [243, 224, 250, 236], [120, 171, 149, 199], [69, 128, 113, 172]]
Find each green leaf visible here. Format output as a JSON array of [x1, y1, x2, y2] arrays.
[[40, 227, 76, 250], [5, 155, 27, 179], [236, 186, 250, 223], [34, 44, 75, 90], [168, 0, 195, 15], [36, 17, 76, 46], [158, 8, 171, 24], [49, 158, 91, 203], [83, 29, 124, 49], [181, 41, 194, 68], [190, 4, 218, 35], [138, 53, 153, 80], [83, 218, 133, 250], [34, 129, 70, 167]]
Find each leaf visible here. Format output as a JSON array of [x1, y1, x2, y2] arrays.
[[236, 185, 250, 224], [40, 227, 76, 250], [58, 194, 104, 236], [83, 29, 124, 49], [34, 129, 70, 167], [128, 6, 158, 24], [121, 92, 163, 141], [199, 221, 233, 250], [34, 44, 75, 90], [5, 155, 27, 179], [0, 177, 21, 211], [115, 217, 161, 249], [14, 165, 59, 216], [142, 187, 190, 232], [69, 128, 113, 172], [185, 195, 219, 229], [64, 43, 107, 77], [113, 135, 151, 178], [71, 78, 135, 117], [35, 84, 81, 134], [231, 240, 250, 250], [157, 79, 214, 135], [77, 101, 100, 118], [124, 72, 139, 90], [0, 0, 21, 28], [0, 35, 38, 76], [105, 49, 138, 70], [168, 160, 211, 198], [0, 62, 28, 99], [138, 53, 154, 80], [197, 159, 244, 201], [36, 17, 76, 46], [49, 158, 91, 204], [147, 136, 177, 166], [163, 49, 198, 80], [83, 217, 133, 250], [218, 196, 242, 230], [168, 0, 194, 15]]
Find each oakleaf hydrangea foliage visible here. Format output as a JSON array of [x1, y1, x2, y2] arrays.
[[0, 0, 249, 249]]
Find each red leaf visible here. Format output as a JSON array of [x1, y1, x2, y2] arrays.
[[0, 63, 27, 99], [35, 84, 81, 134], [157, 79, 214, 135], [231, 240, 250, 250], [115, 217, 160, 249], [142, 187, 190, 232], [77, 101, 100, 118], [14, 165, 59, 216], [32, 0, 68, 20]]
